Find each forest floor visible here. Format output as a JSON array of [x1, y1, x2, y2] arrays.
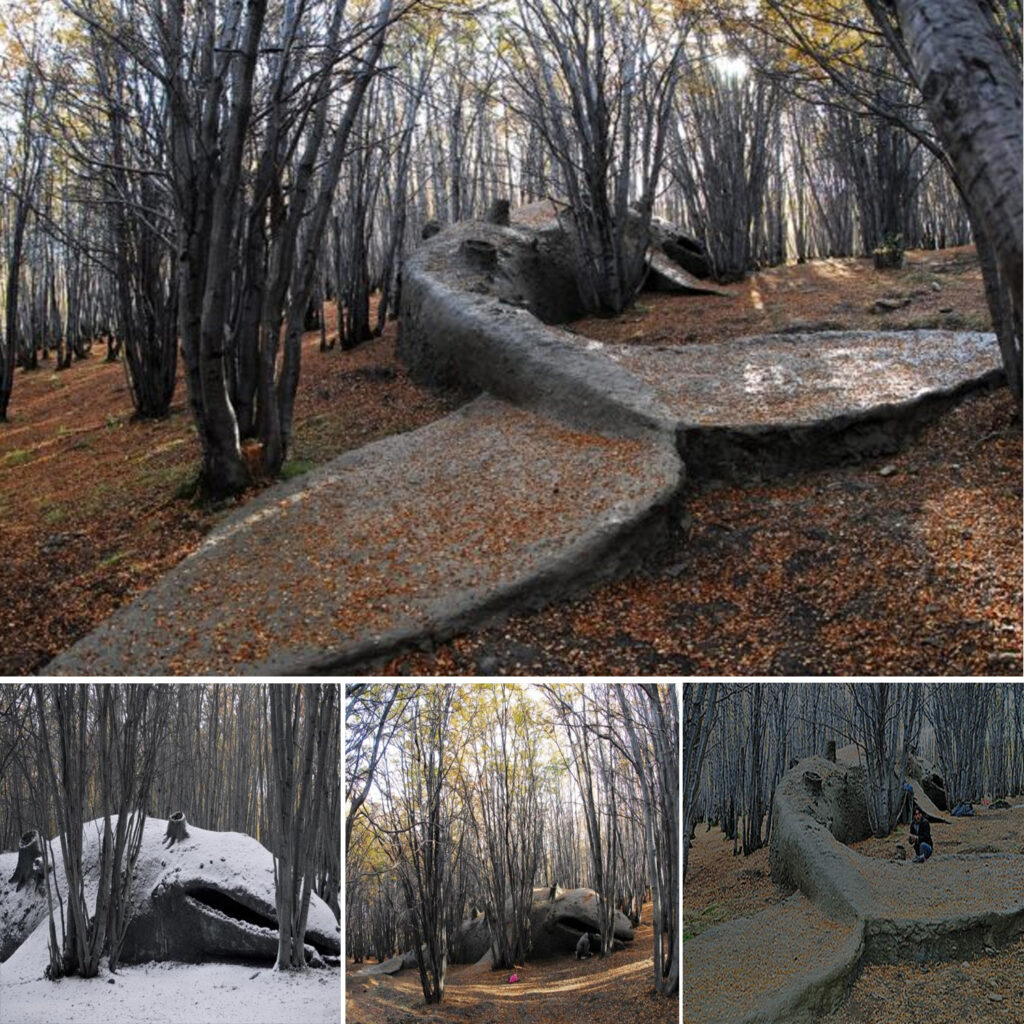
[[346, 911, 674, 1024], [0, 310, 462, 673], [380, 245, 1022, 676], [684, 806, 1024, 1024], [850, 802, 1024, 859], [682, 824, 794, 941], [4, 246, 1019, 674]]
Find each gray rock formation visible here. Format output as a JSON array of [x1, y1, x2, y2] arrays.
[[0, 816, 340, 966], [399, 218, 675, 442], [445, 886, 635, 965], [769, 753, 1024, 957], [647, 214, 711, 279]]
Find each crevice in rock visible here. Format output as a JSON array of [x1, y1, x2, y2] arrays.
[[187, 886, 277, 931]]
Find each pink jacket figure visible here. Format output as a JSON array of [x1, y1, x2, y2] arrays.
[[508, 973, 519, 983]]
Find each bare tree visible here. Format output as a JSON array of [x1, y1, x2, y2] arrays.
[[543, 685, 620, 957], [345, 684, 406, 849], [267, 683, 339, 970], [467, 684, 542, 970], [0, 35, 52, 420], [847, 683, 923, 837], [617, 684, 678, 996], [506, 0, 689, 312], [682, 683, 717, 883], [380, 684, 465, 1004], [866, 0, 1021, 376], [926, 683, 994, 809]]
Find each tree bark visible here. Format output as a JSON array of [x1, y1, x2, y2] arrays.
[[892, 0, 1022, 401]]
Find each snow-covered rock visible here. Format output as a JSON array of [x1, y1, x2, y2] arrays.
[[0, 816, 340, 970]]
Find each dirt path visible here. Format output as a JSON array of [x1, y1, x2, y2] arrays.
[[346, 914, 675, 1024]]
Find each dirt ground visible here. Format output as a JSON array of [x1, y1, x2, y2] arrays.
[[824, 936, 1024, 1024], [684, 807, 1024, 1024], [569, 245, 992, 348], [345, 912, 675, 1024], [682, 824, 794, 940]]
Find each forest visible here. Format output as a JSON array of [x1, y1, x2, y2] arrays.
[[345, 683, 678, 1024], [0, 0, 1019, 677], [0, 1, 1019, 484], [683, 683, 1024, 1024], [0, 683, 341, 1024]]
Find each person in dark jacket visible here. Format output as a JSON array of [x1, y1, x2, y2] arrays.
[[576, 933, 592, 959], [910, 807, 933, 862]]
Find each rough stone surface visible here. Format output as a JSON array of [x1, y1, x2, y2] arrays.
[[648, 214, 712, 280], [529, 887, 633, 958], [48, 397, 681, 675], [446, 887, 634, 966], [686, 755, 1024, 1024], [683, 893, 864, 1024], [645, 248, 731, 296], [399, 220, 675, 441], [579, 329, 1003, 479]]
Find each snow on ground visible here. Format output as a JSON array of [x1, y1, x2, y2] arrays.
[[1, 955, 341, 1024], [1, 819, 341, 1022]]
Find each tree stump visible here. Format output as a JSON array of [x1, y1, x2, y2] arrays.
[[9, 830, 45, 891], [421, 220, 442, 240], [460, 238, 498, 270], [803, 771, 823, 796], [825, 740, 836, 763], [163, 812, 190, 847], [484, 198, 511, 226]]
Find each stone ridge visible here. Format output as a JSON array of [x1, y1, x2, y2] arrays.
[[402, 217, 1002, 482], [399, 220, 679, 443], [685, 756, 1024, 1024], [47, 397, 681, 674], [45, 210, 1003, 674]]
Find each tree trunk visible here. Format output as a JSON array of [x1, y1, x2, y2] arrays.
[[893, 0, 1022, 403]]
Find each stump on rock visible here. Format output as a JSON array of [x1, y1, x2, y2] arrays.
[[460, 238, 498, 270], [803, 771, 823, 796], [163, 812, 190, 847], [9, 830, 46, 891], [421, 220, 442, 240], [484, 198, 511, 226]]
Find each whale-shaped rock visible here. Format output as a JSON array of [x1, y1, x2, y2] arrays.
[[0, 816, 340, 968], [451, 886, 634, 963]]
